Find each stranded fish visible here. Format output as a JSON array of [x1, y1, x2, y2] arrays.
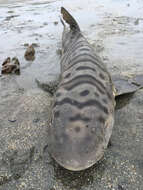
[[48, 7, 115, 171], [47, 7, 142, 171]]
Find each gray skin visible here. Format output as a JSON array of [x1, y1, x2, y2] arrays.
[[47, 7, 116, 171]]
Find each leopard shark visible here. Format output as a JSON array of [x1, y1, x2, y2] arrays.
[[45, 7, 142, 171]]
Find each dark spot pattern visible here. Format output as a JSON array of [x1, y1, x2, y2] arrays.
[[69, 114, 91, 122], [107, 91, 113, 100], [76, 66, 96, 72], [54, 111, 60, 118], [102, 98, 108, 104], [99, 73, 105, 80], [64, 73, 71, 79], [94, 92, 99, 97], [80, 90, 90, 96], [54, 98, 108, 114], [56, 92, 61, 97], [98, 116, 106, 123]]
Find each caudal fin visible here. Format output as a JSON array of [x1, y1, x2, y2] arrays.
[[61, 7, 80, 31]]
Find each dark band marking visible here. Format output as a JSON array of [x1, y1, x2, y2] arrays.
[[71, 43, 91, 52], [69, 114, 91, 122], [61, 74, 105, 94], [72, 32, 83, 45], [99, 73, 105, 80], [64, 73, 71, 79], [68, 53, 102, 67], [80, 90, 90, 96], [64, 32, 82, 52], [94, 92, 99, 97], [61, 33, 82, 62], [61, 43, 91, 66], [64, 80, 105, 94], [107, 91, 113, 100], [98, 116, 106, 124], [102, 98, 108, 104], [76, 66, 96, 72], [66, 56, 106, 73], [68, 46, 91, 59], [78, 47, 90, 52], [70, 39, 89, 52], [62, 38, 86, 57], [62, 34, 93, 61], [54, 98, 108, 114], [54, 111, 60, 118], [56, 92, 61, 97]]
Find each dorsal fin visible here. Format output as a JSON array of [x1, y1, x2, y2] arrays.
[[61, 7, 80, 31]]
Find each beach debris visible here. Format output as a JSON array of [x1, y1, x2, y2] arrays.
[[24, 44, 35, 61], [1, 57, 20, 75]]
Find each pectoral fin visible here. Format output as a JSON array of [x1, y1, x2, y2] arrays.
[[112, 74, 143, 97], [35, 75, 60, 96]]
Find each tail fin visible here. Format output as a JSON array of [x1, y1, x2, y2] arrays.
[[61, 7, 80, 31]]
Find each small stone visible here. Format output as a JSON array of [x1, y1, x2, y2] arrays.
[[1, 57, 20, 75], [43, 22, 48, 25], [24, 44, 35, 61], [134, 18, 139, 25], [33, 118, 40, 123], [8, 119, 17, 122], [7, 10, 14, 14], [23, 43, 29, 47], [31, 43, 40, 47], [4, 15, 19, 21], [90, 24, 95, 27], [54, 21, 58, 25]]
